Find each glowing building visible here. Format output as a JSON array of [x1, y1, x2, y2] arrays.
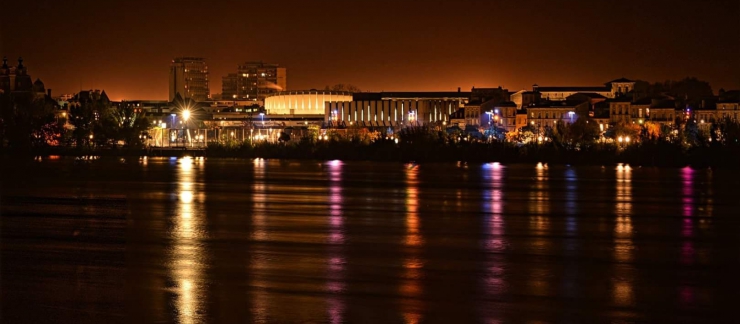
[[324, 92, 469, 127], [265, 90, 352, 115]]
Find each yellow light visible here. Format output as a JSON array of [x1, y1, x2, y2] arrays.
[[618, 136, 623, 143], [183, 110, 191, 121], [625, 136, 630, 143]]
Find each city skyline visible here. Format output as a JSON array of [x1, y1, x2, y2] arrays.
[[1, 0, 738, 101]]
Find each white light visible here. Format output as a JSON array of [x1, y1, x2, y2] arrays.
[[625, 136, 631, 143]]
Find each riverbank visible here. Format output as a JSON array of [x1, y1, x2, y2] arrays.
[[4, 141, 740, 168]]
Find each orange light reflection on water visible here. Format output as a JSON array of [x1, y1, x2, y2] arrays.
[[251, 158, 269, 322], [401, 164, 423, 324], [612, 164, 634, 307]]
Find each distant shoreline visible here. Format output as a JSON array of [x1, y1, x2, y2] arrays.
[[3, 143, 739, 168]]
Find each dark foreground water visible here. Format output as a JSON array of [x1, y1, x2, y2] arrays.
[[2, 157, 739, 323]]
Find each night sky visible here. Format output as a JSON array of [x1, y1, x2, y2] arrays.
[[1, 0, 738, 101]]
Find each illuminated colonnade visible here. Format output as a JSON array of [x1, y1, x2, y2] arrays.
[[265, 90, 353, 115], [325, 99, 460, 127]]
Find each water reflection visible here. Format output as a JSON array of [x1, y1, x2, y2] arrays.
[[679, 167, 698, 309], [172, 156, 206, 324], [527, 163, 550, 297], [530, 163, 551, 237], [480, 163, 506, 320], [252, 158, 268, 242], [251, 158, 269, 322], [612, 164, 634, 307], [326, 160, 345, 324], [614, 164, 633, 262], [562, 167, 578, 299], [681, 167, 695, 266], [401, 164, 423, 324]]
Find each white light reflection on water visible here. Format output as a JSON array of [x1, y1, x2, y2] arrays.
[[401, 164, 423, 324], [612, 163, 634, 307], [326, 160, 345, 324], [172, 156, 206, 324]]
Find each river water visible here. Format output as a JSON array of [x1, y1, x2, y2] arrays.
[[1, 157, 739, 323]]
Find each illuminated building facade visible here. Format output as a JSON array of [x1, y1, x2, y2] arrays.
[[325, 94, 468, 127], [265, 90, 352, 115], [527, 101, 587, 130], [716, 90, 740, 121], [491, 101, 518, 132], [169, 57, 209, 102]]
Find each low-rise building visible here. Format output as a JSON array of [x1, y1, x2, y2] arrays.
[[646, 99, 677, 127], [490, 101, 518, 133], [527, 100, 587, 131], [716, 90, 740, 121], [324, 91, 469, 127], [609, 96, 633, 123], [464, 102, 481, 127]]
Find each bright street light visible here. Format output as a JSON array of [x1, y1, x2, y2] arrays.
[[183, 109, 191, 122]]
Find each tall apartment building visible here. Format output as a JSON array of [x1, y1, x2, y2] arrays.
[[226, 62, 286, 102], [169, 57, 209, 102], [221, 73, 238, 99]]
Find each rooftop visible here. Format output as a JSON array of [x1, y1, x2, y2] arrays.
[[537, 86, 610, 92], [608, 77, 634, 83], [353, 91, 471, 101]]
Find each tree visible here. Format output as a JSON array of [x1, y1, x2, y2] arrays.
[[667, 77, 713, 109], [0, 92, 59, 149], [101, 103, 150, 147], [325, 84, 361, 92], [642, 122, 662, 142], [68, 99, 104, 147], [609, 122, 641, 142]]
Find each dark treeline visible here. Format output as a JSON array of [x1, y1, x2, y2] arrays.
[[203, 124, 740, 168], [10, 121, 740, 167]]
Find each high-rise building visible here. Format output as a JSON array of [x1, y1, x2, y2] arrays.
[[230, 62, 287, 102], [169, 57, 209, 102], [221, 73, 238, 100]]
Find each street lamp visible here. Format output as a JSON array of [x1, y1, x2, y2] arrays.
[[181, 109, 191, 148]]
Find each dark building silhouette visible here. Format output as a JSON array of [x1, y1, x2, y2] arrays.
[[1, 57, 36, 94]]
